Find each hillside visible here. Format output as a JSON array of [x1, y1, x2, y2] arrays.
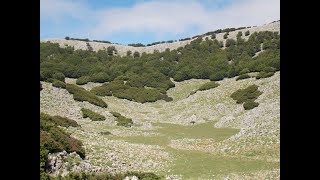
[[40, 20, 280, 179], [41, 21, 279, 56]]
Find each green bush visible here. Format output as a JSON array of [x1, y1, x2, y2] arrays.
[[230, 85, 262, 110], [237, 31, 243, 37], [245, 30, 250, 36], [81, 108, 106, 121], [66, 84, 108, 108], [243, 100, 259, 110], [209, 72, 225, 81], [52, 80, 66, 88], [211, 34, 216, 39], [133, 51, 140, 58], [76, 76, 91, 85], [240, 68, 250, 75], [236, 74, 251, 81], [90, 72, 110, 83], [50, 115, 79, 127], [225, 39, 236, 47], [40, 113, 85, 159], [256, 71, 275, 79], [52, 72, 65, 82], [223, 32, 229, 39], [126, 50, 132, 56], [100, 131, 111, 135], [110, 112, 133, 127], [198, 81, 220, 91]]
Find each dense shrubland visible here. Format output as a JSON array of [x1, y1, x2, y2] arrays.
[[41, 31, 279, 104], [190, 81, 220, 96]]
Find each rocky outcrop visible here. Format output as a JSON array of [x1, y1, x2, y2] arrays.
[[46, 151, 114, 177]]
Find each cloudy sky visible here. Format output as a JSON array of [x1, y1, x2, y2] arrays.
[[40, 0, 280, 45]]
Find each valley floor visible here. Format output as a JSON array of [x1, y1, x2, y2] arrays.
[[40, 72, 280, 180]]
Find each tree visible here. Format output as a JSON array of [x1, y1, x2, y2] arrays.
[[65, 36, 70, 40]]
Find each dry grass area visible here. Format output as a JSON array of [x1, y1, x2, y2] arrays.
[[41, 71, 280, 179]]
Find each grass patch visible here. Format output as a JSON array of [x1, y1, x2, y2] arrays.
[[110, 111, 133, 127], [81, 108, 106, 121], [66, 84, 108, 108]]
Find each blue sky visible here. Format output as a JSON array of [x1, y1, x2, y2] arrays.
[[40, 0, 279, 45]]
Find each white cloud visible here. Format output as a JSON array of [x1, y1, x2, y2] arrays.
[[90, 0, 279, 38], [40, 0, 91, 23], [41, 0, 280, 38]]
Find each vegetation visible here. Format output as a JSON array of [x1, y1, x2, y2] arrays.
[[41, 30, 279, 103], [245, 30, 250, 36], [81, 108, 106, 121], [50, 115, 80, 128], [256, 71, 275, 79], [66, 84, 108, 108], [52, 80, 66, 88], [40, 113, 85, 178], [52, 72, 65, 82], [128, 43, 145, 47], [198, 81, 220, 91], [230, 84, 262, 110], [49, 171, 163, 180], [110, 111, 133, 127], [243, 100, 259, 110], [91, 80, 173, 103], [225, 39, 236, 47], [236, 74, 251, 81], [223, 32, 229, 39]]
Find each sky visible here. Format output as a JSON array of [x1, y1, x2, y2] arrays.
[[40, 0, 280, 45]]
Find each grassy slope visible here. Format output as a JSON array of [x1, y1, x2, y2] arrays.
[[40, 72, 280, 179]]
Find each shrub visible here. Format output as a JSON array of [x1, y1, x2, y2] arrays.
[[225, 39, 236, 47], [66, 84, 108, 108], [52, 72, 65, 82], [65, 36, 70, 40], [40, 113, 85, 159], [90, 72, 110, 83], [236, 74, 251, 81], [76, 76, 91, 85], [256, 71, 275, 79], [126, 50, 132, 56], [230, 84, 262, 110], [110, 112, 133, 127], [243, 100, 259, 110], [133, 51, 140, 58], [240, 68, 250, 75], [245, 30, 250, 36], [52, 80, 66, 88], [100, 131, 111, 135], [237, 31, 243, 37], [50, 115, 79, 127], [81, 108, 106, 121], [209, 72, 225, 81], [211, 34, 216, 39], [223, 32, 229, 39], [198, 81, 220, 91]]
